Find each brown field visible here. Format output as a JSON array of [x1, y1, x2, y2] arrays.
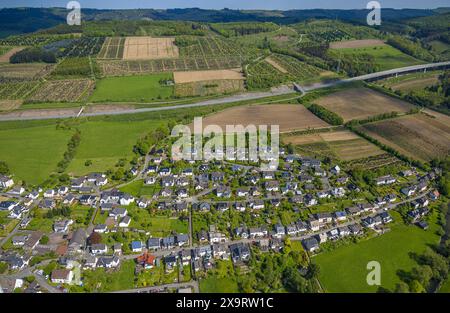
[[330, 39, 386, 49], [359, 113, 450, 162], [122, 37, 179, 60], [0, 47, 25, 63], [389, 75, 440, 92], [174, 69, 244, 84], [316, 88, 414, 122], [283, 130, 384, 161], [265, 57, 288, 73], [0, 63, 54, 80], [194, 104, 329, 133], [0, 100, 22, 111], [175, 79, 244, 97]]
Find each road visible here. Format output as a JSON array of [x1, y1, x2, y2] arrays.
[[111, 281, 199, 293], [0, 61, 448, 122]]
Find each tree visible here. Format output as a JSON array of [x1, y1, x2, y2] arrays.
[[0, 160, 9, 175], [40, 235, 49, 245], [412, 265, 433, 287], [409, 280, 425, 293], [88, 232, 102, 245], [85, 160, 93, 167], [394, 282, 410, 293]]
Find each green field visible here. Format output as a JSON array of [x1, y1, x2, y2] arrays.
[[333, 45, 423, 71], [199, 276, 240, 293], [89, 73, 174, 102], [80, 259, 135, 292], [66, 120, 164, 176], [119, 179, 160, 197], [0, 124, 72, 184], [314, 211, 441, 293], [439, 277, 450, 293]]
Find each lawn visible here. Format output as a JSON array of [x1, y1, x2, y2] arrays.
[[199, 276, 240, 293], [333, 44, 423, 71], [314, 211, 441, 292], [81, 259, 136, 292], [89, 73, 174, 102], [119, 179, 160, 197], [145, 216, 188, 237], [66, 119, 164, 176], [0, 124, 72, 184]]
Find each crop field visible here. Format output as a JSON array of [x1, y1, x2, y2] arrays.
[[98, 55, 243, 76], [283, 130, 384, 161], [359, 111, 450, 162], [123, 37, 179, 60], [194, 104, 329, 132], [0, 100, 22, 111], [0, 81, 41, 100], [27, 79, 95, 102], [173, 68, 244, 83], [269, 54, 334, 82], [59, 37, 104, 58], [90, 73, 173, 102], [379, 71, 441, 92], [51, 57, 97, 78], [314, 211, 441, 293], [0, 63, 54, 80], [315, 88, 414, 122], [178, 36, 256, 58], [174, 79, 245, 97], [330, 44, 423, 71], [265, 56, 288, 73], [329, 39, 386, 49], [97, 37, 126, 59]]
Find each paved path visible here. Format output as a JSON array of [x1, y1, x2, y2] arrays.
[[1, 61, 448, 122]]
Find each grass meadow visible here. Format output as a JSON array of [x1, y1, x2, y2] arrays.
[[314, 211, 441, 293], [89, 73, 174, 102]]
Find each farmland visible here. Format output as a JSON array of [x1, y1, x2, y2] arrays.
[[89, 73, 173, 102], [282, 130, 384, 161], [380, 72, 441, 92], [123, 37, 179, 60], [194, 104, 329, 133], [0, 81, 41, 100], [0, 46, 24, 63], [314, 212, 441, 293], [173, 69, 244, 83], [51, 57, 97, 78], [175, 79, 244, 97], [329, 39, 386, 49], [0, 63, 54, 81], [358, 111, 450, 162], [315, 88, 414, 122], [328, 44, 423, 71], [27, 79, 95, 103], [97, 37, 125, 59]]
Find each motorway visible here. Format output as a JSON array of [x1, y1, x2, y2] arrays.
[[0, 61, 448, 122]]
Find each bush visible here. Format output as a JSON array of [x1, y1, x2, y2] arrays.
[[307, 103, 343, 125], [10, 47, 56, 64]]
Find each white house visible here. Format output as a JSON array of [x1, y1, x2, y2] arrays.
[[51, 269, 73, 284], [0, 175, 14, 189]]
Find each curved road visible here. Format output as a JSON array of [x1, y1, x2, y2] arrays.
[[0, 61, 448, 122]]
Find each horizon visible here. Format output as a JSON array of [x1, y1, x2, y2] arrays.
[[0, 0, 449, 10]]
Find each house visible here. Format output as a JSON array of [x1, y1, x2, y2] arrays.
[[176, 234, 189, 247], [93, 224, 108, 234], [271, 197, 281, 207], [144, 176, 156, 185], [58, 186, 69, 195], [164, 255, 178, 272], [176, 188, 188, 198], [86, 173, 108, 186], [68, 228, 86, 253], [249, 227, 267, 238], [0, 175, 14, 189], [209, 231, 228, 244], [234, 202, 246, 212], [216, 202, 230, 212], [79, 194, 96, 206], [212, 244, 230, 260], [236, 188, 249, 197], [314, 168, 327, 177], [97, 256, 120, 268], [235, 227, 249, 238], [336, 176, 349, 184], [230, 243, 250, 263], [53, 219, 73, 233], [12, 235, 28, 247], [273, 224, 286, 238], [379, 212, 393, 224], [429, 190, 440, 201], [158, 167, 171, 176], [327, 228, 340, 240], [262, 171, 276, 180], [160, 188, 172, 198], [51, 269, 73, 284], [401, 169, 414, 177], [0, 201, 16, 211], [251, 199, 264, 210], [39, 199, 56, 209], [91, 243, 107, 255], [316, 232, 328, 244], [147, 238, 161, 250], [63, 194, 76, 205], [401, 186, 416, 197], [109, 208, 127, 219], [131, 241, 143, 253], [119, 194, 134, 206], [334, 211, 347, 221], [302, 237, 319, 252], [304, 194, 317, 206], [3, 255, 28, 270], [264, 181, 279, 192], [9, 205, 27, 219], [137, 197, 150, 209], [417, 221, 429, 230], [8, 186, 25, 196], [119, 216, 131, 228], [362, 216, 382, 228], [161, 176, 174, 187], [211, 172, 225, 182], [331, 187, 346, 198], [348, 224, 362, 235], [330, 165, 341, 175], [44, 189, 56, 198], [338, 226, 351, 237], [296, 220, 308, 233], [314, 212, 333, 224], [113, 243, 122, 255], [375, 175, 396, 186], [346, 206, 362, 216], [285, 224, 298, 236], [308, 219, 321, 232], [317, 191, 330, 199], [27, 191, 39, 200], [215, 185, 231, 198], [162, 236, 176, 249]]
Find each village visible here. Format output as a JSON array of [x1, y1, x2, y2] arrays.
[[0, 139, 442, 293]]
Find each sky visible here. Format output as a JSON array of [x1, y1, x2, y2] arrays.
[[0, 0, 449, 10]]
